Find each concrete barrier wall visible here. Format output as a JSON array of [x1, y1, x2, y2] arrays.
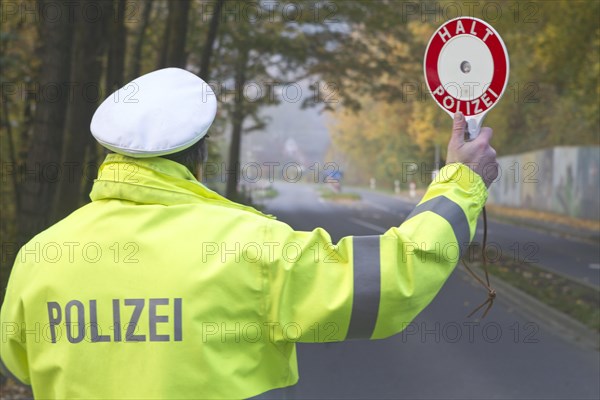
[[487, 146, 600, 220]]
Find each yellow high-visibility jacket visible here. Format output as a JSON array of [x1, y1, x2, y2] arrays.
[[1, 154, 487, 399]]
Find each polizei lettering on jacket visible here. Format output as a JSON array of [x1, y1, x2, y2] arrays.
[[46, 298, 183, 343]]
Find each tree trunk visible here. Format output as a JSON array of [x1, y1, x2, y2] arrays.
[[157, 0, 191, 68], [156, 0, 168, 69], [82, 0, 127, 201], [105, 0, 127, 92], [1, 92, 19, 211], [52, 0, 106, 222], [16, 0, 74, 247], [166, 0, 191, 67], [129, 0, 154, 80], [198, 0, 224, 80], [225, 49, 249, 200]]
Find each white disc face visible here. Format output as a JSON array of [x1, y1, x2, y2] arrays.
[[438, 35, 494, 101]]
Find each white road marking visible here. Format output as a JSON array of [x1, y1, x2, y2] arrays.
[[589, 263, 600, 270], [349, 218, 387, 233], [364, 200, 410, 219], [364, 200, 392, 213]]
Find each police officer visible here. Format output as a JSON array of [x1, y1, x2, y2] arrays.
[[0, 68, 498, 399]]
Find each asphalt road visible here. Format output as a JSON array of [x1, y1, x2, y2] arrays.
[[352, 187, 600, 288], [255, 181, 600, 400]]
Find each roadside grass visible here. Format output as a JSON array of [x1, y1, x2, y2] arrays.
[[319, 189, 361, 202], [466, 244, 600, 332]]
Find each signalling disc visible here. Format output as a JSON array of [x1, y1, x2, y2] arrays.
[[424, 17, 509, 140]]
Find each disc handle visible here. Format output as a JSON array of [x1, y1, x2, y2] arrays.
[[464, 115, 484, 141]]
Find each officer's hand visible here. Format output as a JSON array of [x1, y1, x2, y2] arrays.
[[446, 112, 498, 188]]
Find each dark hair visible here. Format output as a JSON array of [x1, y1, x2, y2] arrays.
[[162, 138, 207, 174]]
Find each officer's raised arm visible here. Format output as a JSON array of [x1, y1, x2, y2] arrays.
[[263, 112, 498, 342]]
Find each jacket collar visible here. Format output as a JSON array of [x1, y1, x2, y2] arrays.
[[90, 154, 273, 219]]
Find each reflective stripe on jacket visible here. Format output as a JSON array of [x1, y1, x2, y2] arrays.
[[0, 154, 487, 399]]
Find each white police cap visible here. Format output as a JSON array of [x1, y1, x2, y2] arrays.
[[91, 68, 217, 157]]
